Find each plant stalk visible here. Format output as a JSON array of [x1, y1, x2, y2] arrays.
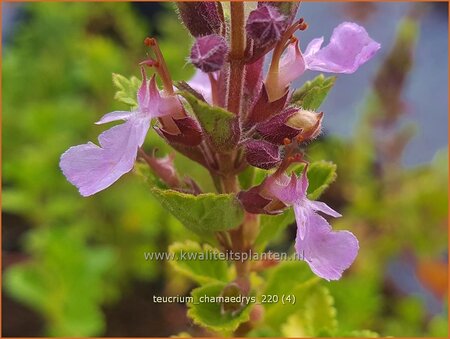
[[227, 1, 246, 116]]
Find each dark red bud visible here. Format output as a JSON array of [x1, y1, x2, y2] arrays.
[[246, 5, 286, 48], [237, 186, 274, 215], [237, 181, 287, 215], [177, 2, 225, 37], [244, 139, 281, 170], [244, 84, 289, 129], [155, 116, 203, 147], [256, 107, 302, 144], [190, 34, 228, 73]]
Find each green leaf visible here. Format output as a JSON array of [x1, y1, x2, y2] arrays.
[[3, 226, 116, 337], [303, 286, 338, 336], [281, 313, 307, 337], [175, 81, 205, 102], [238, 166, 256, 190], [168, 241, 229, 285], [112, 73, 141, 107], [263, 261, 319, 328], [254, 210, 294, 251], [280, 286, 338, 337], [187, 282, 251, 332], [339, 329, 380, 338], [150, 188, 244, 235], [170, 332, 192, 338], [291, 74, 336, 111], [180, 91, 238, 151], [294, 161, 337, 200], [1, 189, 34, 214]]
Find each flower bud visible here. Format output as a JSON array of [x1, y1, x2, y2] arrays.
[[256, 107, 302, 145], [237, 186, 273, 215], [139, 152, 180, 188], [244, 84, 288, 129], [220, 282, 245, 315], [237, 184, 286, 215], [259, 2, 300, 25], [244, 139, 281, 170], [286, 109, 324, 140], [250, 305, 265, 324], [176, 2, 225, 37], [190, 34, 228, 73], [155, 115, 203, 147], [246, 5, 286, 48]]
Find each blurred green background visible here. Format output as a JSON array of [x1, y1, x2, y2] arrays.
[[2, 2, 448, 337]]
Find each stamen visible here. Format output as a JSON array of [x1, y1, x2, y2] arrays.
[[139, 59, 160, 68], [266, 19, 306, 101], [143, 37, 174, 95], [283, 138, 291, 145], [294, 153, 303, 161], [295, 134, 304, 143], [144, 37, 156, 47], [299, 22, 308, 31], [142, 37, 185, 132]]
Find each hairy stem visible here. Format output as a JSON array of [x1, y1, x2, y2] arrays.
[[227, 1, 246, 115], [230, 2, 246, 61]]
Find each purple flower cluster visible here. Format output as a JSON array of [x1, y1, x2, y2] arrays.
[[60, 2, 380, 281]]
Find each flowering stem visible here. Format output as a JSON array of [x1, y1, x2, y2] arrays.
[[230, 2, 246, 61], [227, 1, 246, 116]]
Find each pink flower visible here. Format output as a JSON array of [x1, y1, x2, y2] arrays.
[[266, 21, 380, 101], [265, 169, 359, 280], [304, 22, 381, 73], [60, 68, 180, 196]]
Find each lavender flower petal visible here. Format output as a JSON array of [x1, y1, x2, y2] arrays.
[[309, 200, 342, 218], [60, 117, 150, 196], [188, 69, 213, 104], [95, 111, 134, 125], [305, 22, 381, 74], [295, 211, 359, 281]]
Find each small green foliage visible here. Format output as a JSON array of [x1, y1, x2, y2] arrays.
[[291, 74, 336, 110], [168, 241, 229, 285], [170, 332, 192, 338], [263, 261, 319, 328], [303, 286, 338, 336], [112, 73, 141, 108], [263, 261, 337, 337], [340, 329, 380, 337], [175, 81, 205, 101], [180, 91, 238, 151], [254, 210, 294, 250], [3, 227, 116, 337], [238, 165, 256, 190], [150, 188, 244, 235], [187, 282, 251, 333]]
